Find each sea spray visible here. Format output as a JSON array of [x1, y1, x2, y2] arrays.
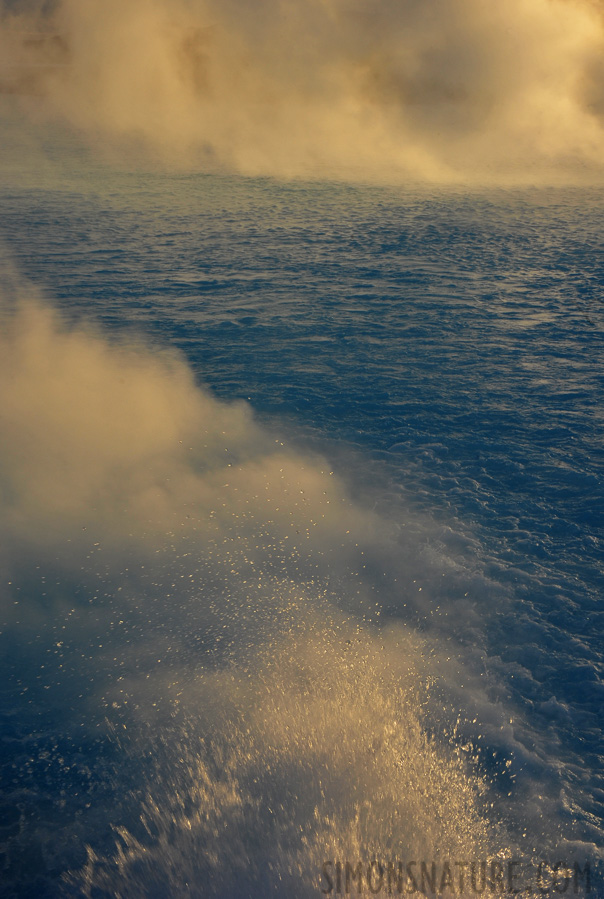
[[0, 294, 505, 896], [66, 618, 499, 897]]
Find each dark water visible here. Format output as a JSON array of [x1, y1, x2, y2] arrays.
[[0, 141, 603, 896]]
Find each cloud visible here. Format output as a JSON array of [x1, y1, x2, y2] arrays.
[[2, 0, 604, 182]]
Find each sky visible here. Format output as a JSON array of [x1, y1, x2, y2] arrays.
[[1, 0, 604, 183]]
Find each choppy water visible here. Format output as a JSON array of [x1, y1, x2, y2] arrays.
[[0, 133, 603, 897]]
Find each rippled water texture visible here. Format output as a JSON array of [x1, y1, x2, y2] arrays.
[[0, 131, 603, 896]]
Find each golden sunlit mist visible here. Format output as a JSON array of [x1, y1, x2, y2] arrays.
[[1, 0, 604, 183]]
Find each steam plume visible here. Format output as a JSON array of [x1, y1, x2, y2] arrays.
[[2, 0, 604, 182]]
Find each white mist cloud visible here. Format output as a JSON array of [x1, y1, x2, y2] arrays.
[[2, 0, 604, 182], [0, 296, 261, 547], [0, 288, 460, 614]]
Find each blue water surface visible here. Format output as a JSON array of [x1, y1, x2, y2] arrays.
[[0, 142, 603, 895]]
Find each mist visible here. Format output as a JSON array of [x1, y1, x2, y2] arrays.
[[2, 0, 604, 183]]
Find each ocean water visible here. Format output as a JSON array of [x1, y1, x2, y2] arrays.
[[0, 133, 603, 897]]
